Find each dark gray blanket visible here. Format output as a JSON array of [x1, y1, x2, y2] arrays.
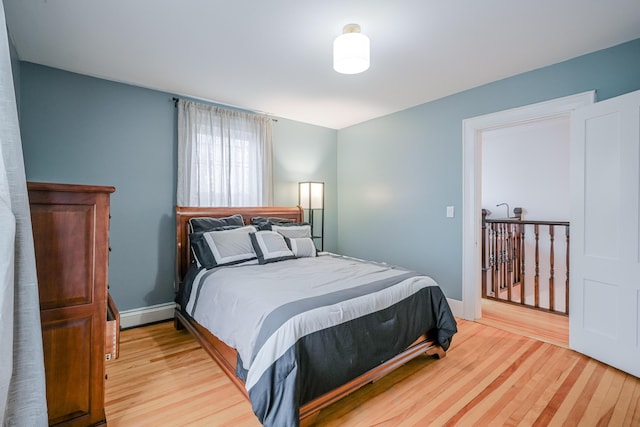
[[237, 279, 457, 426]]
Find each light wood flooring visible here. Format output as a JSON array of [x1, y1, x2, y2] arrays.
[[105, 319, 639, 426], [477, 298, 569, 348]]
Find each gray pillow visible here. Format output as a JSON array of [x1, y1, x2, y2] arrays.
[[189, 214, 244, 233], [190, 225, 257, 268], [285, 237, 317, 258], [249, 231, 296, 264], [272, 224, 312, 239]]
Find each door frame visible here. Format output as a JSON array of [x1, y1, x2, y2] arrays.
[[461, 91, 595, 320]]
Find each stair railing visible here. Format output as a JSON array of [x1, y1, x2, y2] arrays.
[[482, 208, 569, 315]]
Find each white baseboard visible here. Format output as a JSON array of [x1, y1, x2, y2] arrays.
[[447, 298, 463, 318], [119, 302, 176, 329]]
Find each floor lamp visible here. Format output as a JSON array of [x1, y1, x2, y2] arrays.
[[298, 181, 324, 251]]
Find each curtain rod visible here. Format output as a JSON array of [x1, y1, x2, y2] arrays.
[[171, 97, 277, 122]]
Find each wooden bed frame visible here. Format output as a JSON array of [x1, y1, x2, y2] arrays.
[[174, 205, 446, 426]]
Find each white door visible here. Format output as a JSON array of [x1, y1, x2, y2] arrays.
[[570, 89, 640, 377]]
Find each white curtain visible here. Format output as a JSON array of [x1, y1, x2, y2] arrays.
[[0, 1, 48, 424], [177, 100, 273, 207]]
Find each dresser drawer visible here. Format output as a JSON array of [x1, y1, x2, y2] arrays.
[[106, 293, 120, 361]]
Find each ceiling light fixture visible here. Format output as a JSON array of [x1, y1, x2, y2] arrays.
[[333, 23, 370, 74]]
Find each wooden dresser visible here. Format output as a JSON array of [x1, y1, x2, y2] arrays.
[[28, 182, 116, 426]]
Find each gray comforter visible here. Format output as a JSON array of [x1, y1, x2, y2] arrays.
[[185, 254, 457, 426]]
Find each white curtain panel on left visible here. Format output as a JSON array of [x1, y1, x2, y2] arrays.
[[0, 182, 15, 422], [0, 0, 48, 424]]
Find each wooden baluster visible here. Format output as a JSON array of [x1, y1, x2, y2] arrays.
[[488, 223, 496, 296], [506, 223, 512, 303], [491, 223, 498, 298], [510, 223, 517, 300], [515, 224, 521, 283], [534, 224, 540, 308], [502, 223, 507, 297], [495, 223, 500, 297], [565, 225, 570, 315], [496, 223, 501, 298], [493, 224, 500, 298], [512, 223, 518, 285], [510, 208, 522, 302], [519, 223, 525, 305], [512, 208, 522, 304], [482, 210, 488, 299], [549, 225, 555, 312]]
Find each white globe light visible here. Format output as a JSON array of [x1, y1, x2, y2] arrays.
[[333, 24, 370, 74]]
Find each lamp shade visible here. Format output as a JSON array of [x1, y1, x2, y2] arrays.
[[298, 182, 324, 210], [333, 23, 370, 74]]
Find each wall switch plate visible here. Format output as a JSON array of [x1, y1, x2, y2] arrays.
[[446, 206, 454, 218]]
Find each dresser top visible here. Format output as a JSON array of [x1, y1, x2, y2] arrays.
[[27, 181, 116, 194]]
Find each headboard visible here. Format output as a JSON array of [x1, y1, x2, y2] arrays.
[[175, 205, 304, 289]]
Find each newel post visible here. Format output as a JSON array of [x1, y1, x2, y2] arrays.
[[513, 207, 523, 220]]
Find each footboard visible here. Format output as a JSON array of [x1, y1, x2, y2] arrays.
[[174, 309, 444, 425]]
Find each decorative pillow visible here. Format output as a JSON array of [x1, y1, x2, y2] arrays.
[[189, 225, 242, 267], [285, 237, 317, 258], [249, 231, 296, 264], [272, 224, 312, 239], [189, 214, 244, 233], [251, 216, 297, 231], [190, 225, 257, 268]]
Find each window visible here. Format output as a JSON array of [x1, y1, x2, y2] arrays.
[[177, 100, 273, 206]]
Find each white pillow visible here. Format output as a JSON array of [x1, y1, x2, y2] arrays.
[[249, 231, 296, 264], [272, 224, 312, 239], [286, 237, 317, 258], [201, 225, 257, 267]]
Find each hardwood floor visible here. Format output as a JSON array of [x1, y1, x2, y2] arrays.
[[477, 298, 569, 348], [105, 320, 639, 426]]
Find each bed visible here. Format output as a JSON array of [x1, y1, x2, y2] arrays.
[[173, 206, 457, 426]]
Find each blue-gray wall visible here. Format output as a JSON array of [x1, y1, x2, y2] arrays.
[[337, 38, 640, 300], [272, 118, 337, 251], [18, 63, 338, 311]]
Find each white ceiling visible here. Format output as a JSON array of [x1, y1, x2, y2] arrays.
[[4, 0, 640, 129]]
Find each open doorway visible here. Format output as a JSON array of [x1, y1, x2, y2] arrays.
[[461, 91, 595, 343], [479, 117, 570, 345]]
